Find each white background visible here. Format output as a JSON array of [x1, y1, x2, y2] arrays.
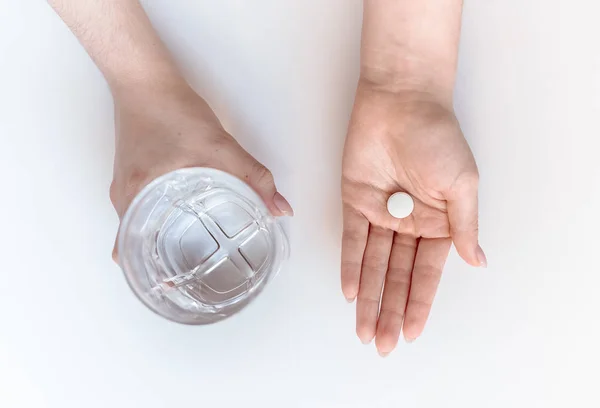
[[1, 1, 599, 407]]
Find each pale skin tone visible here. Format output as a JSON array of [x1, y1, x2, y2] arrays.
[[47, 0, 294, 230], [345, 0, 486, 355], [49, 0, 485, 356]]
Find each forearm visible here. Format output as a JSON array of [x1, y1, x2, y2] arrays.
[[48, 0, 185, 93], [361, 0, 463, 102]]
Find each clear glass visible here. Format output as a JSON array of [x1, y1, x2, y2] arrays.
[[117, 168, 289, 324]]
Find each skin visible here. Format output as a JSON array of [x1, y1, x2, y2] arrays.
[[47, 0, 294, 262], [343, 0, 486, 355], [49, 0, 485, 355]]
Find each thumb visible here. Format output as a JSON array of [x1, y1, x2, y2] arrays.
[[246, 161, 294, 217], [222, 146, 293, 217], [446, 174, 486, 267]]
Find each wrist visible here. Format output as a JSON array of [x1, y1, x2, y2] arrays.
[[105, 55, 188, 98], [359, 0, 462, 106], [112, 73, 223, 134], [359, 53, 455, 107], [357, 68, 454, 111]]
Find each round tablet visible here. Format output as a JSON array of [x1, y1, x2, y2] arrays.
[[387, 192, 414, 219]]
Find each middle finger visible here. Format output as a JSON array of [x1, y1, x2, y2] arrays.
[[375, 233, 417, 355], [356, 225, 394, 344]]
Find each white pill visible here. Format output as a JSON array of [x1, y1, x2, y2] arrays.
[[387, 192, 414, 219]]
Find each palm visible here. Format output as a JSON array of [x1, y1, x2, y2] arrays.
[[341, 87, 483, 355]]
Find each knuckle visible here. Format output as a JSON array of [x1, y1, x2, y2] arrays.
[[462, 170, 480, 188], [341, 259, 361, 272], [109, 181, 119, 207], [407, 297, 433, 312], [251, 163, 274, 187], [361, 255, 388, 272], [379, 308, 405, 323], [127, 168, 151, 190], [110, 168, 152, 215], [342, 229, 364, 245], [207, 129, 236, 151], [393, 234, 417, 249], [360, 292, 385, 310], [385, 267, 412, 285], [452, 218, 479, 235], [415, 264, 443, 280], [469, 170, 480, 187], [452, 170, 480, 193], [469, 219, 480, 233]]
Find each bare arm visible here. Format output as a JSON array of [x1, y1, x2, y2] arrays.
[[342, 1, 482, 354], [48, 0, 185, 93], [48, 0, 293, 261], [360, 0, 463, 105]]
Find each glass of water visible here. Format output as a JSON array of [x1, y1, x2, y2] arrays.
[[117, 168, 289, 324]]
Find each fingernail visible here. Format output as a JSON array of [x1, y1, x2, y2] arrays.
[[378, 350, 390, 358], [405, 337, 416, 343], [358, 333, 372, 345], [476, 245, 488, 268], [273, 192, 294, 216], [346, 297, 355, 303], [112, 242, 119, 264]]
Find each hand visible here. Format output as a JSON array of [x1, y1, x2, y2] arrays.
[[341, 82, 486, 355], [109, 81, 293, 260], [46, 2, 293, 260]]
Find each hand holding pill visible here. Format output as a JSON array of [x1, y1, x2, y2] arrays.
[[341, 84, 486, 356]]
